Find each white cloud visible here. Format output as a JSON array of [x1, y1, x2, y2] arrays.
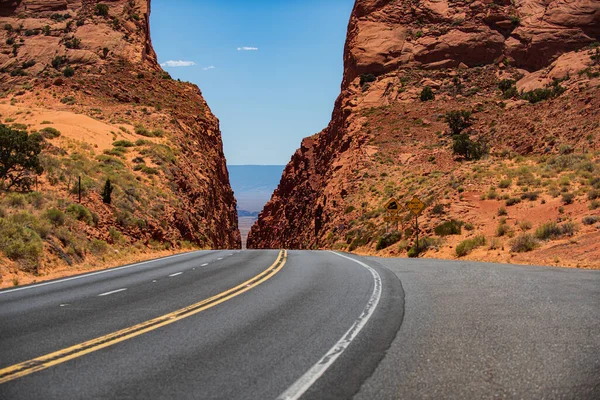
[[237, 47, 258, 51], [160, 60, 196, 68], [202, 66, 215, 70]]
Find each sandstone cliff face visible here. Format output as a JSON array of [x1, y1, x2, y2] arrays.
[[248, 0, 600, 262], [0, 0, 240, 250]]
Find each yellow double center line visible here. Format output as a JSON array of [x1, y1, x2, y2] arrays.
[[0, 250, 287, 384]]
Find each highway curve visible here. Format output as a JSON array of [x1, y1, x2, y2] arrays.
[[1, 251, 599, 399]]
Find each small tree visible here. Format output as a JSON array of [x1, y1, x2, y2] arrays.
[[445, 110, 472, 135], [420, 86, 434, 101], [63, 65, 74, 77], [95, 4, 109, 17], [0, 125, 43, 190], [102, 178, 113, 204], [452, 132, 488, 161], [102, 47, 109, 59]]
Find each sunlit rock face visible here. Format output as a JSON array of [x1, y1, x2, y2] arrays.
[[0, 0, 241, 249], [247, 0, 600, 250]]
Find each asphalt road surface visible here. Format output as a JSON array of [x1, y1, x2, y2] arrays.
[[0, 250, 598, 399]]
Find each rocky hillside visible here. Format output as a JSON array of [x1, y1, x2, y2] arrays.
[[248, 0, 600, 268], [0, 0, 240, 286]]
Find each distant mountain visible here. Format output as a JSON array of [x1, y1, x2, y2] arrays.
[[228, 165, 285, 213]]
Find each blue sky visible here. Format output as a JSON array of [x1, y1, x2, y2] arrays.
[[150, 0, 354, 165]]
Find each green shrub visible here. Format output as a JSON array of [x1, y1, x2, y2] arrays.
[[505, 198, 521, 206], [344, 205, 355, 214], [510, 234, 538, 252], [420, 86, 434, 101], [52, 55, 67, 69], [0, 126, 44, 190], [452, 133, 487, 160], [89, 239, 108, 256], [113, 140, 135, 147], [63, 65, 75, 77], [40, 127, 61, 139], [66, 203, 93, 225], [4, 192, 26, 208], [408, 237, 439, 257], [535, 222, 577, 240], [95, 4, 109, 16], [561, 193, 575, 205], [445, 110, 472, 135], [496, 222, 512, 237], [434, 219, 462, 236], [134, 124, 152, 137], [519, 221, 533, 231], [376, 231, 402, 251], [464, 222, 474, 231], [455, 235, 486, 257], [521, 88, 552, 103], [520, 191, 539, 201], [60, 95, 76, 105], [45, 208, 65, 225], [0, 217, 43, 272], [582, 216, 600, 225], [108, 227, 124, 244]]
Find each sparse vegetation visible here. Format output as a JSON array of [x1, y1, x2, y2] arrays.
[[455, 235, 486, 257], [434, 219, 462, 236], [39, 127, 61, 139], [510, 234, 538, 253], [535, 222, 578, 240], [376, 231, 402, 250]]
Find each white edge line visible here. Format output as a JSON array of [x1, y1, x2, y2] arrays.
[[168, 272, 183, 277], [0, 251, 208, 295], [98, 288, 127, 297], [277, 251, 383, 400]]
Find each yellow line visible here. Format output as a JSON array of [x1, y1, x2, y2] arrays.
[[0, 250, 287, 384]]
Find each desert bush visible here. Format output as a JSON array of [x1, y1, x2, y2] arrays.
[[521, 88, 552, 103], [344, 205, 355, 214], [60, 95, 76, 104], [95, 4, 109, 16], [561, 193, 575, 205], [519, 221, 533, 231], [434, 219, 462, 236], [66, 203, 93, 225], [497, 206, 507, 216], [0, 216, 43, 272], [52, 55, 67, 69], [40, 127, 61, 139], [113, 140, 134, 147], [455, 235, 486, 257], [535, 221, 577, 240], [4, 192, 26, 208], [510, 233, 538, 252], [45, 208, 65, 225], [583, 216, 600, 225], [407, 237, 439, 257], [452, 133, 487, 160], [63, 65, 75, 77], [420, 86, 434, 101], [445, 110, 472, 135], [89, 239, 108, 256], [505, 198, 521, 206], [521, 191, 539, 201], [496, 221, 513, 237], [376, 231, 402, 251]]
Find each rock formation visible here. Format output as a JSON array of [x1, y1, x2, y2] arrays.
[[0, 0, 240, 253], [248, 0, 600, 268]]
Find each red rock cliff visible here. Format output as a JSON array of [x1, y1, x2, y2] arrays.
[[0, 0, 241, 249], [247, 0, 600, 250]]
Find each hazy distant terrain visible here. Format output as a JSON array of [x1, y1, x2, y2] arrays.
[[228, 165, 285, 213], [228, 165, 284, 248]]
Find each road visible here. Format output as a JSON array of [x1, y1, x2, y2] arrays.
[[0, 250, 598, 399]]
